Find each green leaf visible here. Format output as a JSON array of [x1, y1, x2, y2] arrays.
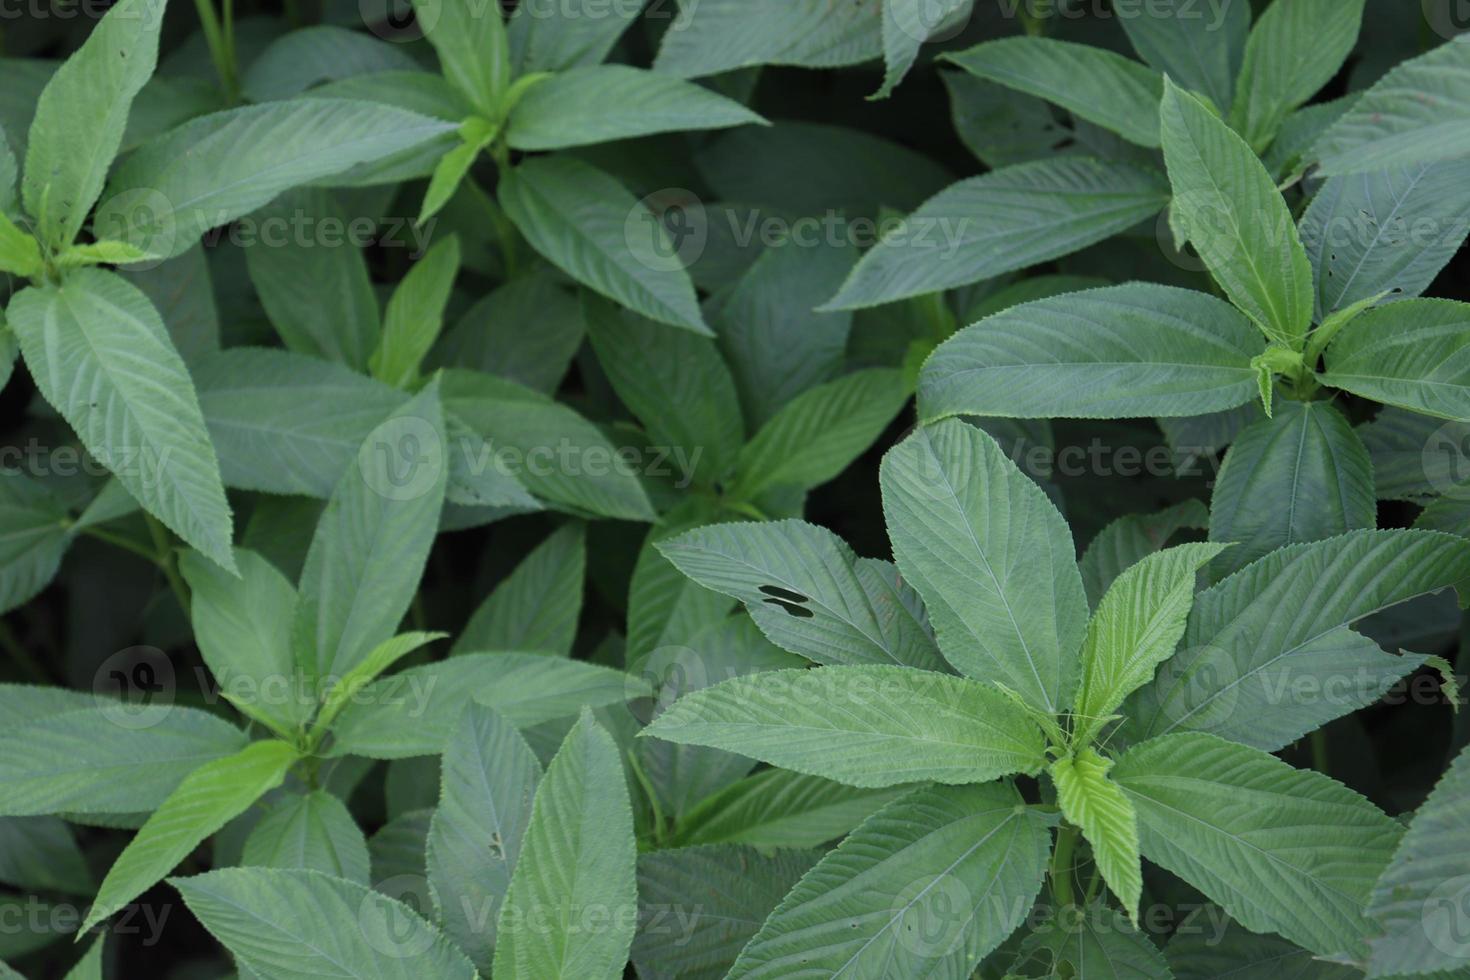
[[728, 782, 1049, 978], [1132, 529, 1470, 750], [94, 100, 457, 260], [881, 419, 1089, 715], [8, 268, 236, 571], [584, 296, 744, 488], [653, 0, 882, 78], [824, 158, 1168, 310], [494, 710, 636, 980], [657, 520, 946, 670], [83, 739, 300, 931], [507, 65, 765, 150], [0, 213, 42, 278], [0, 817, 93, 895], [632, 845, 819, 980], [239, 26, 422, 102], [419, 117, 496, 224], [919, 283, 1264, 421], [1366, 741, 1470, 975], [671, 769, 907, 850], [173, 867, 476, 978], [312, 632, 447, 737], [642, 665, 1047, 788], [1314, 37, 1470, 175], [878, 0, 970, 98], [1052, 748, 1143, 922], [455, 523, 585, 657], [412, 0, 510, 116], [626, 501, 738, 666], [243, 188, 380, 371], [1080, 499, 1210, 607], [499, 155, 708, 334], [325, 653, 649, 758], [370, 235, 460, 388], [0, 124, 16, 216], [431, 270, 584, 394], [1207, 401, 1376, 579], [733, 368, 910, 500], [1160, 78, 1314, 350], [1300, 161, 1470, 321], [1167, 915, 1361, 979], [0, 468, 70, 615], [1073, 543, 1224, 747], [441, 368, 656, 521], [508, 0, 641, 74], [1320, 299, 1470, 421], [1113, 732, 1401, 958], [179, 547, 305, 735], [1228, 0, 1366, 151], [22, 0, 164, 248], [0, 704, 246, 816], [241, 791, 370, 885], [944, 37, 1164, 147], [294, 382, 448, 682], [1017, 903, 1172, 979], [427, 703, 542, 972], [1117, 0, 1250, 113]]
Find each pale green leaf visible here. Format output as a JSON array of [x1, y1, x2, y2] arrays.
[[0, 468, 70, 615], [1118, 0, 1250, 112], [881, 419, 1089, 714], [493, 710, 636, 980], [23, 0, 164, 247], [1300, 160, 1470, 320], [8, 268, 236, 571], [1321, 298, 1470, 421], [944, 37, 1164, 147], [371, 235, 460, 388], [728, 782, 1049, 978], [1314, 37, 1470, 175], [498, 155, 708, 334], [642, 665, 1047, 788], [658, 520, 945, 670], [824, 158, 1168, 310], [173, 867, 476, 978], [455, 523, 584, 657], [1080, 499, 1210, 607], [1207, 401, 1377, 578], [428, 703, 542, 972], [1073, 543, 1224, 747], [1113, 732, 1401, 958], [412, 0, 510, 115], [919, 283, 1264, 421], [1161, 78, 1314, 349], [1131, 529, 1470, 750], [632, 845, 819, 980], [326, 653, 650, 758], [242, 791, 370, 885], [671, 769, 907, 850], [313, 632, 447, 736], [653, 0, 882, 78], [0, 703, 246, 817], [94, 100, 457, 260], [0, 212, 41, 277], [294, 382, 448, 682], [507, 64, 765, 150], [240, 26, 421, 102], [508, 0, 641, 73], [733, 368, 910, 500], [1228, 0, 1366, 151], [1052, 748, 1143, 922], [179, 547, 305, 734], [83, 739, 300, 931], [1366, 741, 1470, 975]]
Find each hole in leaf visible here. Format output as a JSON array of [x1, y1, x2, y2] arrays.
[[758, 584, 809, 603], [763, 597, 814, 618]]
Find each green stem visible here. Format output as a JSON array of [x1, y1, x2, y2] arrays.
[[192, 0, 239, 102], [1311, 728, 1330, 775], [1051, 825, 1079, 908], [78, 524, 162, 565], [144, 513, 191, 615], [626, 747, 666, 848]]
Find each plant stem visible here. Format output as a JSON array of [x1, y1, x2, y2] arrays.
[[78, 524, 162, 565], [626, 747, 666, 848], [1051, 825, 1079, 908], [144, 513, 191, 614], [1311, 728, 1330, 775], [193, 0, 239, 102]]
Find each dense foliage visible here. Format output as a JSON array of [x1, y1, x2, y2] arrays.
[[1, 0, 1469, 977]]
